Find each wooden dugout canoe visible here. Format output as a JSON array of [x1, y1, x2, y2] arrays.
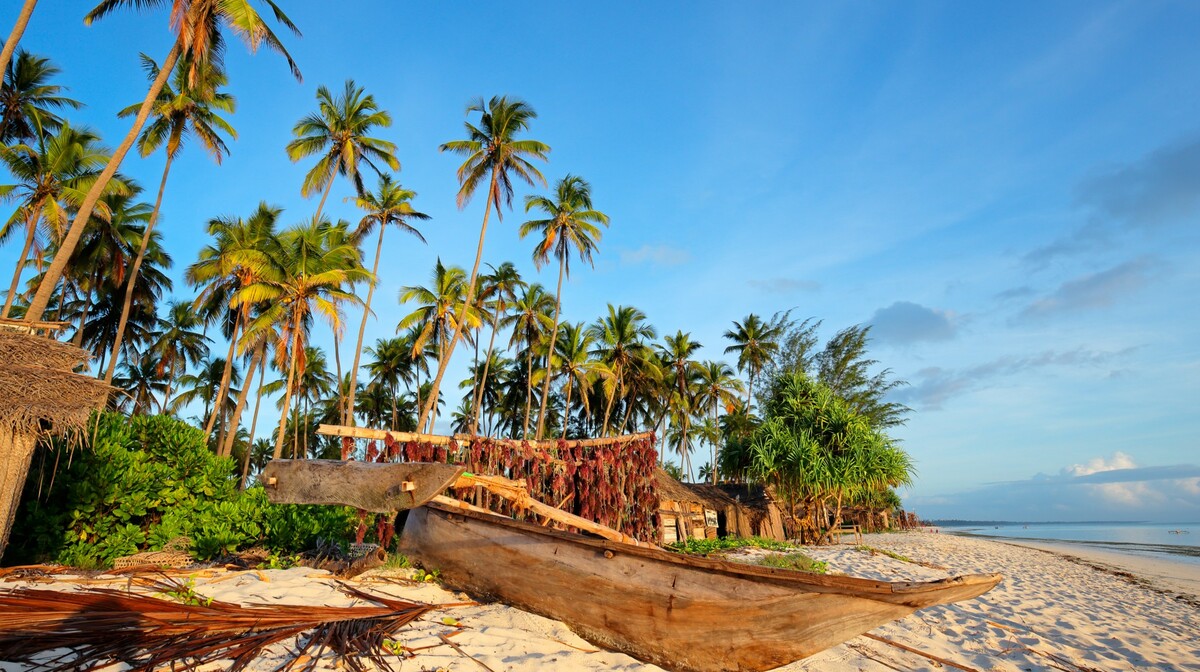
[[399, 502, 1002, 672]]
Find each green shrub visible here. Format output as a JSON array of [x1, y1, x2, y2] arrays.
[[666, 536, 795, 556], [6, 413, 359, 567], [756, 552, 828, 574]]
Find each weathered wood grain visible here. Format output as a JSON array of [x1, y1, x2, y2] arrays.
[[399, 502, 1002, 672], [261, 460, 463, 512]]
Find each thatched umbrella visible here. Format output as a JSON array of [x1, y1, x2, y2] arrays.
[[0, 323, 111, 558]]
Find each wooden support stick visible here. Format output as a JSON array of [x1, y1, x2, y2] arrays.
[[861, 633, 982, 672], [451, 473, 649, 547], [316, 424, 653, 451]]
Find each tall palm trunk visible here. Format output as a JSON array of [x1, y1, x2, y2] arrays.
[[470, 311, 501, 436], [561, 379, 573, 438], [535, 254, 566, 439], [417, 171, 498, 431], [0, 0, 37, 78], [24, 42, 181, 323], [1, 209, 39, 318], [345, 224, 385, 427], [522, 345, 534, 439], [221, 341, 264, 457], [313, 168, 337, 223], [332, 330, 344, 423], [240, 355, 267, 489], [104, 152, 175, 383], [273, 311, 302, 459], [204, 312, 241, 438], [601, 373, 622, 438], [711, 403, 720, 485]]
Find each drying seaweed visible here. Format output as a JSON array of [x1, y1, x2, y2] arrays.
[[0, 579, 433, 671]]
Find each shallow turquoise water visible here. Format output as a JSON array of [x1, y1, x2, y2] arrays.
[[948, 522, 1200, 565]]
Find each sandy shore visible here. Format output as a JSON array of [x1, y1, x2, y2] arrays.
[[2, 531, 1198, 671]]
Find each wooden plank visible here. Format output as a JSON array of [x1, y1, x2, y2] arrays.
[[454, 473, 648, 547], [261, 460, 463, 512], [316, 424, 653, 451]]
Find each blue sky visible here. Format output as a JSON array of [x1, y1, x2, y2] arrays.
[[6, 2, 1199, 521]]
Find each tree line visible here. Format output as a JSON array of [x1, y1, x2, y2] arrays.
[[1, 3, 914, 531]]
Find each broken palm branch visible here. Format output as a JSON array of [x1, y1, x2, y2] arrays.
[[0, 580, 433, 672]]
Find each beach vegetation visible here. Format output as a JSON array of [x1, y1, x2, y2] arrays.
[[667, 536, 795, 556], [5, 412, 358, 567], [756, 552, 828, 574]]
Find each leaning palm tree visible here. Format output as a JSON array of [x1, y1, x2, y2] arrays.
[[103, 54, 236, 384], [0, 49, 82, 143], [23, 0, 300, 323], [520, 174, 609, 439], [0, 123, 124, 318], [239, 216, 368, 459], [723, 313, 783, 412], [344, 174, 428, 424], [286, 79, 398, 221], [0, 0, 39, 78], [419, 96, 550, 431]]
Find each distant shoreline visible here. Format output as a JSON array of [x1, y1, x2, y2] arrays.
[[947, 532, 1200, 601]]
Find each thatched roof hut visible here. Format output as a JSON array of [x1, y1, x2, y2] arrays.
[[684, 482, 788, 541], [654, 469, 718, 544], [0, 324, 110, 556]]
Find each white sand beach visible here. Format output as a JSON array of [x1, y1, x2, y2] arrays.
[[2, 531, 1197, 672]]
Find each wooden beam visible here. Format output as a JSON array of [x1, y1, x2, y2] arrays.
[[454, 473, 650, 547], [261, 460, 463, 512], [316, 424, 654, 451]]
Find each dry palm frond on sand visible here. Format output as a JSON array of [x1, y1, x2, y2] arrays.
[[0, 580, 432, 671]]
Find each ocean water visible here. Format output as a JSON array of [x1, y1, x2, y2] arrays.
[[948, 522, 1200, 565]]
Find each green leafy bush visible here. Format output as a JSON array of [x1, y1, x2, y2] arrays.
[[666, 536, 795, 556], [7, 413, 359, 567], [756, 552, 827, 574]]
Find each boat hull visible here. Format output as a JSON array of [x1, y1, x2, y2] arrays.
[[399, 502, 1001, 672]]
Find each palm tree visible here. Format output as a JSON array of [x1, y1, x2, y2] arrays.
[[344, 174, 428, 424], [0, 49, 82, 143], [693, 360, 744, 484], [240, 216, 367, 459], [658, 330, 702, 468], [588, 304, 656, 436], [0, 124, 124, 317], [148, 299, 209, 412], [470, 262, 523, 435], [519, 174, 609, 439], [103, 54, 235, 384], [286, 79, 398, 221], [187, 202, 281, 441], [397, 259, 477, 432], [420, 96, 550, 430], [364, 335, 416, 430], [114, 355, 168, 416], [723, 313, 783, 412], [23, 0, 300, 323], [554, 321, 596, 437], [507, 283, 554, 438]]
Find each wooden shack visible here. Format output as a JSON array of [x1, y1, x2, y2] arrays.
[[685, 482, 789, 541], [654, 469, 719, 544]]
